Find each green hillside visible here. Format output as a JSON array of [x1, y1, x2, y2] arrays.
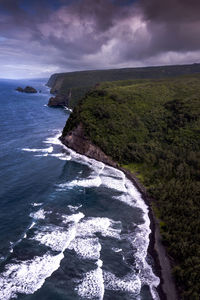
[[63, 75, 200, 299], [47, 63, 200, 108]]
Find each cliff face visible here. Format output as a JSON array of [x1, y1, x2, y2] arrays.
[[47, 74, 65, 94], [47, 63, 200, 108], [46, 73, 57, 88], [48, 94, 69, 107], [60, 123, 118, 168], [47, 74, 71, 107], [61, 122, 148, 195]]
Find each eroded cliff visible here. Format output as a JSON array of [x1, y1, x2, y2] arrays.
[[60, 123, 117, 167]]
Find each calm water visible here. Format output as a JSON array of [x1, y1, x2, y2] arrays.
[[0, 79, 160, 300]]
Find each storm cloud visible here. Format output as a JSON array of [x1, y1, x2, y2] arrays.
[[0, 0, 200, 78]]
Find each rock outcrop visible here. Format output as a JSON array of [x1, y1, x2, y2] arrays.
[[60, 123, 118, 167], [16, 87, 24, 92], [48, 94, 68, 107], [16, 86, 37, 93]]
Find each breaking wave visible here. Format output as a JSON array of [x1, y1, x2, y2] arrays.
[[0, 131, 160, 299]]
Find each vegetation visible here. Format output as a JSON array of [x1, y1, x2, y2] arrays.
[[63, 75, 200, 299], [48, 63, 200, 108]]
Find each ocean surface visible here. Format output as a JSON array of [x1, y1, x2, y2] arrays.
[[0, 79, 160, 300]]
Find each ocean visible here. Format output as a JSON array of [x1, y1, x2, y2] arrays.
[[0, 78, 160, 300]]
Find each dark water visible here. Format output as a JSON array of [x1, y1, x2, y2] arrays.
[[0, 79, 160, 300]]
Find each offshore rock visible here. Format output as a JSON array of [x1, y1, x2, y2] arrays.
[[16, 86, 37, 93], [16, 87, 24, 92]]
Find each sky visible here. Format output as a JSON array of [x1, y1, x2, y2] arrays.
[[0, 0, 200, 78]]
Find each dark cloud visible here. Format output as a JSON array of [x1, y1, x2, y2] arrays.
[[141, 0, 200, 22], [0, 0, 199, 78], [136, 0, 200, 57]]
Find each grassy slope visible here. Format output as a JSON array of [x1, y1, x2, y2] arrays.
[[63, 75, 200, 299]]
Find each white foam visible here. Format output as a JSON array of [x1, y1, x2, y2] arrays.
[[103, 271, 141, 295], [20, 136, 159, 299], [68, 176, 102, 188], [49, 153, 62, 157], [57, 177, 102, 190], [43, 133, 62, 145], [31, 203, 43, 207], [67, 217, 121, 278], [98, 165, 128, 193], [67, 204, 82, 212], [117, 178, 160, 299], [96, 259, 103, 268], [75, 217, 121, 240], [69, 237, 101, 260], [100, 174, 127, 193], [59, 146, 126, 193], [22, 146, 53, 153], [30, 209, 46, 220], [68, 217, 121, 267], [62, 212, 84, 224], [29, 221, 36, 230], [61, 144, 105, 171], [58, 156, 71, 161], [32, 213, 84, 252], [33, 225, 76, 252], [64, 106, 73, 113], [0, 252, 64, 300], [50, 153, 71, 160], [76, 266, 104, 300], [112, 247, 122, 253], [98, 171, 159, 297], [59, 146, 160, 299], [0, 212, 85, 299], [57, 158, 104, 190]]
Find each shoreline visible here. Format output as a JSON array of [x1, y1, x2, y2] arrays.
[[60, 127, 178, 300], [118, 167, 178, 300]]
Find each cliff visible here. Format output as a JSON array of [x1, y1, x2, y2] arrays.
[[47, 63, 200, 108], [46, 73, 66, 94], [60, 123, 118, 167], [48, 94, 69, 107], [60, 122, 178, 300], [60, 75, 200, 299]]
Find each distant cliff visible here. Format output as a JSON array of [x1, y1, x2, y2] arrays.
[[47, 63, 200, 109], [46, 73, 66, 94]]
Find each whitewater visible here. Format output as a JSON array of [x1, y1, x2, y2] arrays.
[[0, 78, 160, 300]]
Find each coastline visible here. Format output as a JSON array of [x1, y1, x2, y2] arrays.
[[60, 125, 178, 300], [118, 167, 178, 300]]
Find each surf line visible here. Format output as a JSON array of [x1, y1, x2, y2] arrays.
[[59, 142, 160, 299]]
